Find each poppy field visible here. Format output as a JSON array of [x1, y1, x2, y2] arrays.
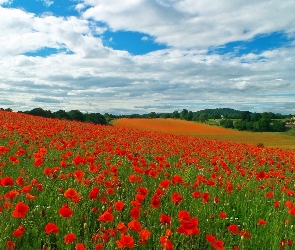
[[1, 111, 295, 249], [113, 118, 295, 149]]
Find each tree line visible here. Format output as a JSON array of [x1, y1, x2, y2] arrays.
[[1, 107, 293, 132], [17, 108, 107, 125]]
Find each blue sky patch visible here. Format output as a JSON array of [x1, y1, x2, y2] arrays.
[[102, 30, 168, 55], [208, 32, 293, 56], [10, 0, 77, 16], [24, 47, 73, 57]]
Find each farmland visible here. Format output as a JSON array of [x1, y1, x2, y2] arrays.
[[114, 118, 295, 149], [1, 111, 295, 249]]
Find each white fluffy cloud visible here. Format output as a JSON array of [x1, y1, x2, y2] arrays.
[[82, 0, 295, 49], [0, 0, 11, 4]]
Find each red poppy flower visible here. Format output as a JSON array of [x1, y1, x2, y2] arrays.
[[177, 217, 200, 236], [257, 218, 267, 225], [74, 170, 85, 182], [274, 201, 280, 208], [172, 175, 183, 185], [136, 186, 148, 196], [218, 212, 227, 219], [4, 190, 19, 200], [115, 201, 125, 212], [139, 229, 151, 241], [12, 202, 29, 219], [178, 210, 190, 222], [117, 222, 128, 233], [171, 192, 183, 205], [1, 176, 14, 186], [130, 207, 140, 219], [128, 220, 142, 232], [240, 230, 251, 239], [16, 177, 25, 186], [228, 224, 239, 235], [192, 191, 201, 198], [151, 195, 161, 209], [12, 225, 25, 237], [64, 188, 81, 203], [159, 179, 170, 189], [45, 222, 59, 234], [89, 187, 99, 200], [59, 204, 73, 218], [160, 214, 172, 225], [64, 233, 77, 244], [75, 243, 86, 250], [160, 236, 174, 250], [116, 234, 135, 249], [98, 211, 114, 223], [7, 240, 15, 250], [95, 243, 104, 250], [25, 193, 36, 200]]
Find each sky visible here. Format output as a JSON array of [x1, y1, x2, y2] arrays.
[[0, 0, 295, 115]]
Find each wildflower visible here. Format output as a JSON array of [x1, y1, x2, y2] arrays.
[[130, 207, 140, 219], [7, 240, 15, 250], [171, 192, 183, 205], [25, 193, 36, 200], [139, 229, 151, 243], [160, 214, 172, 225], [159, 179, 170, 189], [95, 244, 104, 250], [98, 211, 114, 223], [45, 222, 59, 234], [59, 204, 73, 218], [12, 202, 29, 219], [228, 224, 239, 235], [64, 233, 77, 244], [1, 176, 14, 186], [257, 218, 267, 225], [117, 222, 128, 233], [116, 234, 135, 249], [12, 225, 25, 237], [160, 236, 174, 250], [75, 243, 87, 250], [151, 195, 161, 209], [128, 220, 142, 232], [115, 201, 125, 211], [218, 212, 227, 219], [64, 188, 81, 203]]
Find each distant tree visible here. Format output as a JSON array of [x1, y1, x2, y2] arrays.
[[53, 110, 71, 120], [185, 111, 193, 121], [198, 113, 208, 123], [5, 108, 13, 112], [241, 111, 251, 122], [68, 110, 84, 122], [104, 113, 112, 122], [27, 108, 52, 118], [180, 109, 188, 120], [162, 113, 171, 119], [271, 120, 285, 132], [220, 119, 234, 128], [234, 120, 247, 131], [251, 113, 262, 122], [84, 113, 107, 124], [172, 111, 180, 119], [149, 112, 157, 118], [192, 114, 199, 121], [253, 118, 271, 132], [246, 121, 254, 131]]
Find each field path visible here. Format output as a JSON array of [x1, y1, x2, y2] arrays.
[[113, 118, 295, 149]]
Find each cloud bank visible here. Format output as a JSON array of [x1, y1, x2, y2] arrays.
[[0, 1, 295, 114]]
